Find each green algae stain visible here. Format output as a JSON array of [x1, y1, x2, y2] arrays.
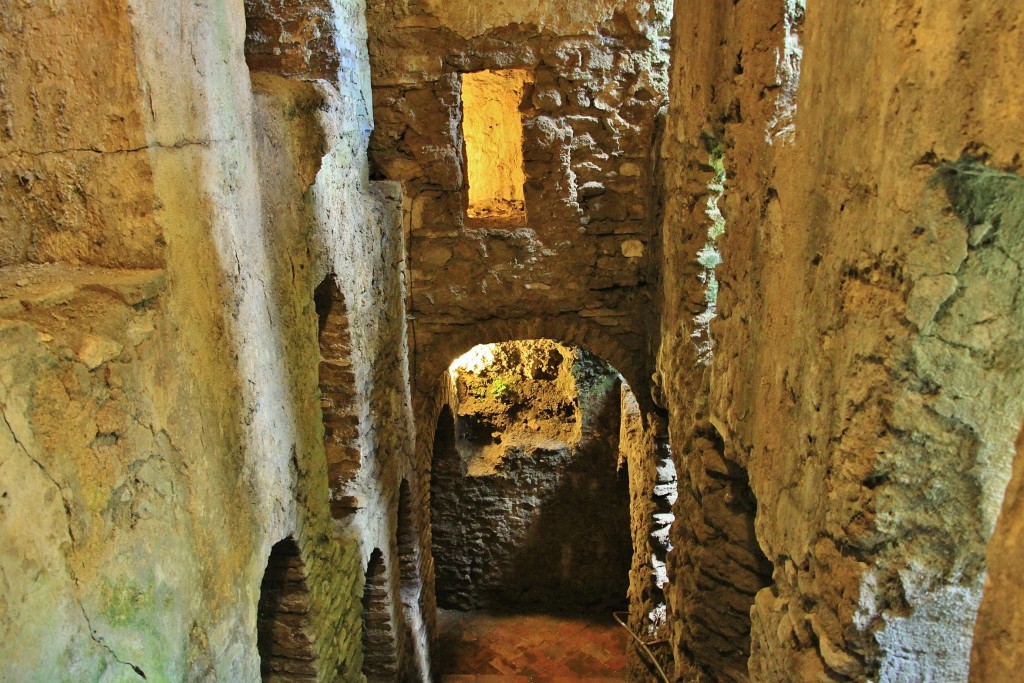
[[100, 576, 153, 626]]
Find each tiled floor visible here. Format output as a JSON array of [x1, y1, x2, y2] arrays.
[[436, 610, 630, 682]]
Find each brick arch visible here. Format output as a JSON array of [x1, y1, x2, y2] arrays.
[[362, 548, 399, 680], [412, 314, 652, 418], [396, 479, 420, 601], [413, 329, 647, 543], [243, 0, 341, 80], [314, 275, 361, 518], [427, 405, 459, 609], [427, 340, 640, 611], [257, 537, 317, 681]]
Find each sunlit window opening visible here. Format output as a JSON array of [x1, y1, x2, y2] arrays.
[[461, 69, 531, 223]]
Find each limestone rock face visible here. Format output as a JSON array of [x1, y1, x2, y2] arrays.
[[1, 1, 422, 681], [972, 428, 1024, 680], [657, 1, 1024, 681], [3, 0, 1023, 680], [0, 266, 180, 682], [0, 0, 161, 268]]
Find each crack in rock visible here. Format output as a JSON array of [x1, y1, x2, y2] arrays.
[[1, 403, 147, 680], [0, 137, 237, 159]]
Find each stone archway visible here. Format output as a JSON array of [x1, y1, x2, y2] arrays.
[[429, 340, 634, 612]]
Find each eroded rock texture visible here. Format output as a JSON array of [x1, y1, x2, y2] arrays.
[[657, 1, 1024, 682], [2, 0, 1022, 681], [972, 427, 1024, 680], [1, 2, 423, 681]]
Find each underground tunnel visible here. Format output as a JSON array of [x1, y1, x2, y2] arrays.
[[2, 1, 1024, 682]]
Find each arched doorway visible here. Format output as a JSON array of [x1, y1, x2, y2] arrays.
[[431, 339, 631, 611], [430, 339, 639, 677]]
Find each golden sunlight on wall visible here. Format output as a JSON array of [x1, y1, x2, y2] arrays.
[[462, 69, 531, 222]]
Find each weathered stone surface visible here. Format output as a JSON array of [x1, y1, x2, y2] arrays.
[[657, 1, 1024, 681], [972, 427, 1024, 680], [0, 0, 161, 268], [366, 0, 670, 435], [1, 2, 422, 681], [3, 1, 1022, 682]]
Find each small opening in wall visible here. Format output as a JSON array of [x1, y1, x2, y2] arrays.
[[461, 69, 532, 225], [362, 549, 399, 680], [314, 275, 361, 518], [257, 537, 316, 681], [397, 480, 420, 604]]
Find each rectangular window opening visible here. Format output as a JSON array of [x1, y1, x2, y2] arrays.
[[461, 69, 531, 225]]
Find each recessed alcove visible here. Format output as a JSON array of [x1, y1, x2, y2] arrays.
[[257, 538, 317, 682], [361, 549, 399, 681], [314, 275, 362, 518], [461, 69, 532, 225]]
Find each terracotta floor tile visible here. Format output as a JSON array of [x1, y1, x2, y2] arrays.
[[437, 610, 629, 680]]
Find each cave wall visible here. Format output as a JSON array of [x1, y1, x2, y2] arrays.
[[657, 1, 1024, 681], [0, 1, 423, 681], [971, 426, 1024, 680], [621, 388, 676, 680], [3, 0, 1022, 681], [0, 1, 162, 268]]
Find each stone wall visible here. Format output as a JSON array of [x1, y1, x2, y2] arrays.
[[0, 1, 424, 681], [657, 1, 1024, 681], [622, 390, 675, 680], [0, 0, 162, 268], [365, 0, 672, 421], [4, 1, 1022, 681], [245, 0, 342, 80]]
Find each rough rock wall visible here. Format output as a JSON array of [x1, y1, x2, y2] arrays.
[[656, 2, 804, 677], [658, 1, 1024, 681], [0, 0, 162, 268], [622, 391, 676, 681], [971, 426, 1024, 680], [245, 0, 342, 80], [365, 0, 672, 420], [431, 341, 631, 613], [1, 1, 422, 681], [249, 71, 417, 679], [0, 267, 180, 680]]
